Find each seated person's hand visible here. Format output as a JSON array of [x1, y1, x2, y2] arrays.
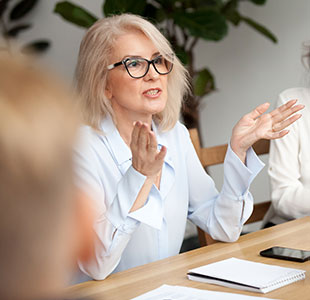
[[230, 99, 304, 162]]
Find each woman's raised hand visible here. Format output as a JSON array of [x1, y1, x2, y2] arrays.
[[130, 121, 166, 178], [230, 99, 304, 163]]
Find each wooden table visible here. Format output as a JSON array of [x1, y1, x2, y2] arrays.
[[67, 217, 310, 299]]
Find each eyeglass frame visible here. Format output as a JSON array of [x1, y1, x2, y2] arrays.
[[107, 54, 174, 79]]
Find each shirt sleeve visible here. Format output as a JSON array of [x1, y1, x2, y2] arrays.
[[74, 129, 144, 280], [187, 130, 264, 242], [268, 95, 310, 219]]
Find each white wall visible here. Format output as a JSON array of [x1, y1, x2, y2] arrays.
[[197, 0, 310, 213], [3, 0, 309, 228]]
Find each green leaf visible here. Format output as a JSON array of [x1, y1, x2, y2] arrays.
[[153, 0, 177, 8], [194, 68, 216, 96], [194, 0, 223, 8], [9, 0, 38, 20], [54, 1, 98, 28], [143, 3, 166, 23], [174, 46, 190, 65], [21, 39, 50, 54], [173, 9, 228, 41], [103, 0, 147, 16], [225, 10, 241, 25], [221, 0, 241, 26], [241, 16, 277, 43], [0, 0, 11, 18], [6, 24, 31, 37], [247, 0, 267, 5]]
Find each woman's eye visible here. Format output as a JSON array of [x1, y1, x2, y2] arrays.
[[127, 60, 141, 68], [154, 57, 163, 64]]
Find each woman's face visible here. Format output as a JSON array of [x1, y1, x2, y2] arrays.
[[105, 31, 168, 123]]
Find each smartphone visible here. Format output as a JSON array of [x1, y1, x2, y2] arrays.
[[260, 246, 310, 262]]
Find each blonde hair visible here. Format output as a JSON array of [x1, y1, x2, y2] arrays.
[[0, 54, 80, 300], [76, 13, 189, 131]]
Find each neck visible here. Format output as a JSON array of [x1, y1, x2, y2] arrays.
[[113, 112, 152, 146]]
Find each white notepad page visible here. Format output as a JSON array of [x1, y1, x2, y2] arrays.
[[131, 284, 278, 300], [187, 257, 306, 293]]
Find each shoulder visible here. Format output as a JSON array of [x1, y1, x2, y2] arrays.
[[78, 125, 102, 140], [161, 121, 190, 141], [75, 125, 105, 159], [278, 87, 310, 105], [158, 121, 192, 156]]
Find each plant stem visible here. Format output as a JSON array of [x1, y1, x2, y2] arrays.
[[182, 28, 188, 49], [188, 37, 198, 52], [167, 19, 173, 39]]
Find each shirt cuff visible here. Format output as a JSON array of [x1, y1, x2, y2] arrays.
[[128, 185, 164, 230], [105, 166, 146, 229], [222, 144, 265, 198]]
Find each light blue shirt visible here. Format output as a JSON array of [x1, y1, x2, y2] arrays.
[[75, 115, 264, 280]]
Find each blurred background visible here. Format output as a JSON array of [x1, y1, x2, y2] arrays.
[[1, 0, 309, 243]]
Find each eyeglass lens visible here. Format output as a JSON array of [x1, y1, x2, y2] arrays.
[[125, 56, 173, 78]]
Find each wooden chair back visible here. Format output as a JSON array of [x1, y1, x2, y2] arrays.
[[189, 128, 271, 246]]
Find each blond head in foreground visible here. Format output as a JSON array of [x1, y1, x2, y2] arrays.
[[0, 55, 93, 300]]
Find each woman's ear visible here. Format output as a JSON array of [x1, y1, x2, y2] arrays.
[[105, 82, 113, 100]]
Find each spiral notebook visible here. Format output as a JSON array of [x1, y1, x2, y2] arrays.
[[187, 257, 306, 294]]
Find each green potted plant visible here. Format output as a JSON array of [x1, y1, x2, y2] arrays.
[[0, 0, 50, 54]]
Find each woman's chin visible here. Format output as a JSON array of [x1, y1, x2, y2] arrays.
[[146, 100, 167, 114]]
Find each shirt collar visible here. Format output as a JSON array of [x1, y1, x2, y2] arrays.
[[152, 120, 174, 169], [100, 115, 132, 166], [100, 115, 173, 167]]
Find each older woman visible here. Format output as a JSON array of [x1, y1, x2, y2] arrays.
[[74, 14, 303, 280]]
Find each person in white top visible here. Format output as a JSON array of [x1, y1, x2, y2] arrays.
[[74, 14, 303, 280], [263, 87, 310, 226]]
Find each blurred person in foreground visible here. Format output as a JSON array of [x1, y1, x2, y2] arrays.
[[0, 54, 94, 300], [263, 44, 310, 227], [74, 14, 304, 280]]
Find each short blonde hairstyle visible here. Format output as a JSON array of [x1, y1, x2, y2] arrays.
[[0, 54, 79, 300], [76, 13, 189, 131]]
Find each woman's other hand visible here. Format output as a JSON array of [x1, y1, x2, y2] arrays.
[[231, 99, 304, 163], [130, 121, 166, 179]]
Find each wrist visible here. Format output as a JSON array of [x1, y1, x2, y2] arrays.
[[230, 141, 247, 164], [146, 174, 157, 182]]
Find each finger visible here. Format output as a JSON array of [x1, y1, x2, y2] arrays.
[[130, 121, 142, 148], [247, 102, 270, 119], [156, 145, 167, 162], [270, 99, 298, 117], [271, 103, 304, 124], [272, 114, 302, 132], [138, 123, 149, 150], [148, 131, 158, 152], [269, 129, 289, 140]]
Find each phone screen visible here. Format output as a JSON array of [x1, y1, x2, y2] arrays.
[[260, 246, 310, 262]]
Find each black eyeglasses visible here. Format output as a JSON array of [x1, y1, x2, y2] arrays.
[[107, 54, 174, 79]]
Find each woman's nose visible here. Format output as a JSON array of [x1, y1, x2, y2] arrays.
[[144, 64, 159, 81]]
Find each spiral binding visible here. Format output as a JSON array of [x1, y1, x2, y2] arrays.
[[261, 271, 306, 293]]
